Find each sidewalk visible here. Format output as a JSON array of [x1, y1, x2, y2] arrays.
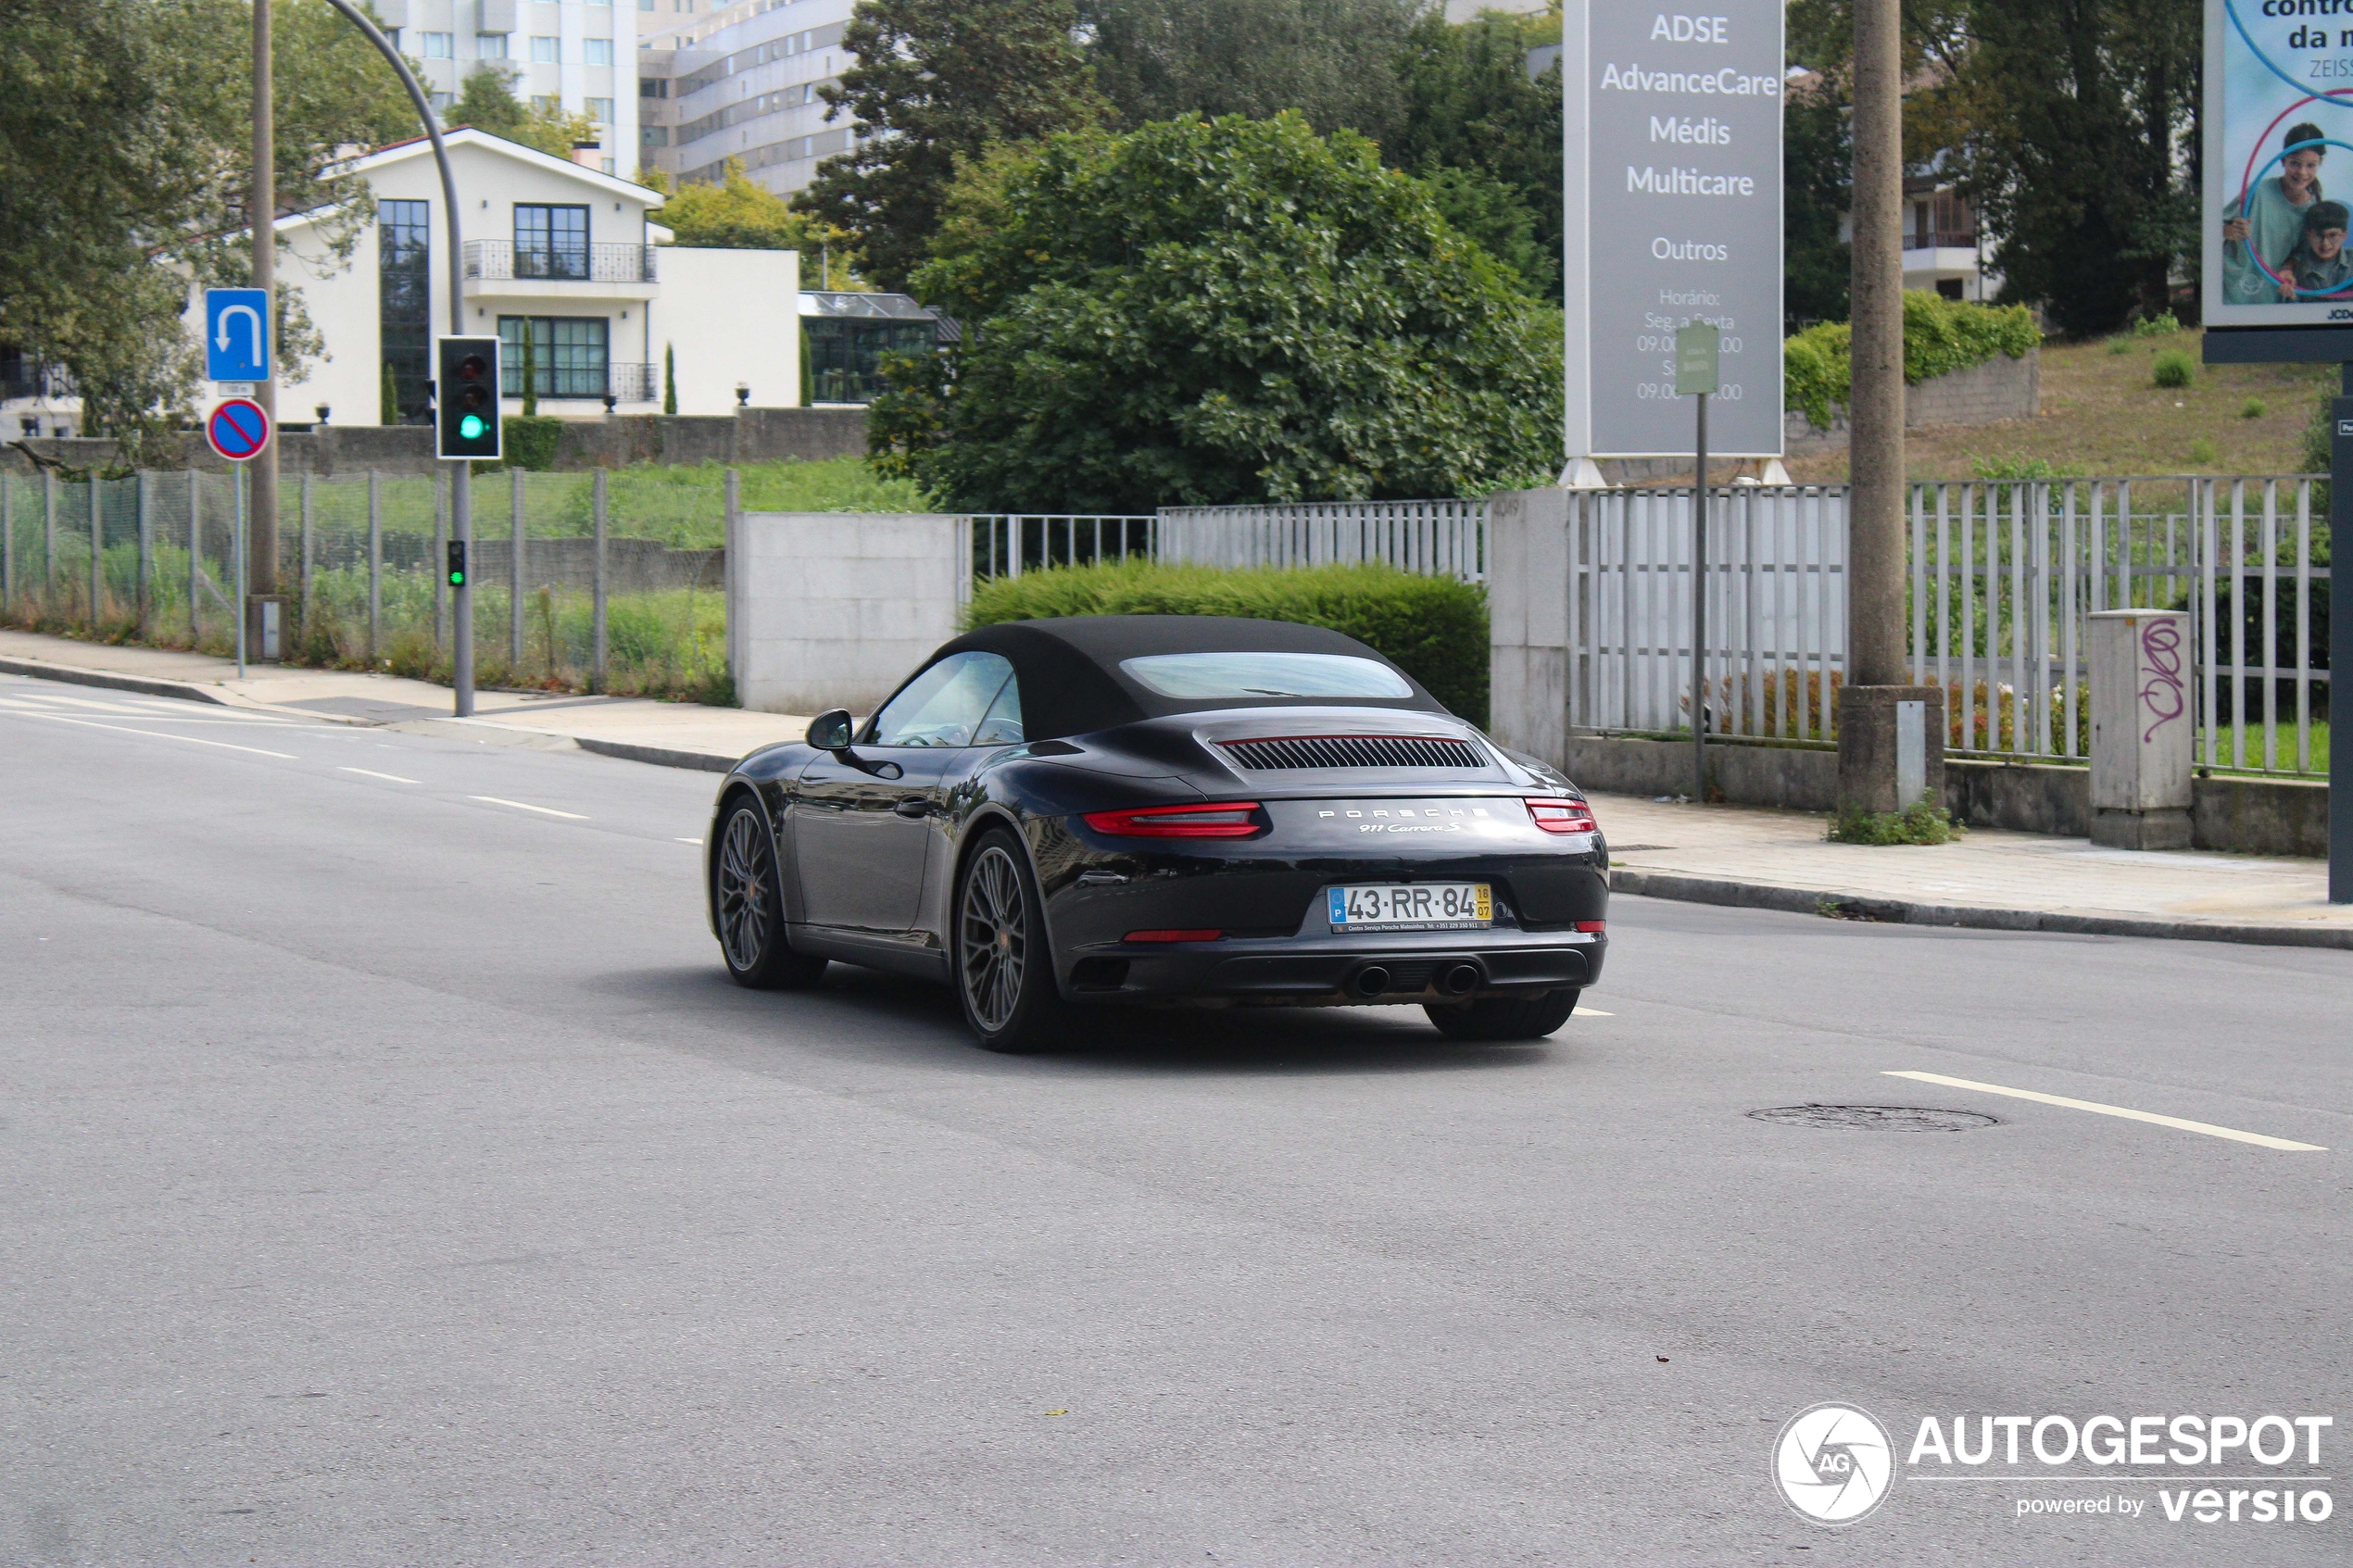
[[0, 628, 810, 770], [5, 628, 2347, 951]]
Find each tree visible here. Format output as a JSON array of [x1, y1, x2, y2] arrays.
[[647, 160, 862, 286], [876, 113, 1562, 513], [0, 0, 412, 454], [1782, 75, 1852, 330], [1079, 0, 1422, 146], [1388, 6, 1562, 296], [791, 0, 1111, 292], [1946, 1, 2200, 335], [444, 65, 602, 160], [663, 343, 677, 415]]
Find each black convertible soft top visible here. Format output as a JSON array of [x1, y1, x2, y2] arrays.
[[929, 616, 1449, 740]]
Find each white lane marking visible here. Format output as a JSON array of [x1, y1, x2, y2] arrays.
[[3, 709, 298, 759], [0, 691, 293, 721], [0, 696, 294, 726], [339, 767, 421, 784], [1574, 1008, 1615, 1017], [469, 795, 588, 820], [1884, 1071, 2328, 1152], [677, 837, 702, 845]]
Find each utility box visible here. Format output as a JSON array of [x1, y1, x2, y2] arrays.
[[2088, 608, 2193, 849]]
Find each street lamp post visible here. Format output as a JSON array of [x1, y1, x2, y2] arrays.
[[315, 0, 477, 716]]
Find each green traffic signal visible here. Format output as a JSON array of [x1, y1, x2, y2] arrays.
[[459, 413, 485, 440]]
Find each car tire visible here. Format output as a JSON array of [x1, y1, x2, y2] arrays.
[[713, 797, 828, 990], [1423, 989, 1581, 1041], [953, 828, 1067, 1052]]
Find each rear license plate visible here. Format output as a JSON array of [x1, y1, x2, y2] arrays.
[[1327, 883, 1491, 932]]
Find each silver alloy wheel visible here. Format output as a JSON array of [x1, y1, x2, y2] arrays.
[[716, 807, 771, 972], [959, 844, 1026, 1033]]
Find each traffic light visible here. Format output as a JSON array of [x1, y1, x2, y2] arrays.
[[435, 336, 502, 460], [446, 540, 468, 588]]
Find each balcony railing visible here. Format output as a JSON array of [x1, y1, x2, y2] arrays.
[[1905, 229, 1979, 251], [606, 362, 656, 403], [463, 240, 659, 283]]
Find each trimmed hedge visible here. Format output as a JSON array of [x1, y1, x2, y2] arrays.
[[500, 414, 563, 472], [963, 560, 1491, 724], [1784, 291, 2042, 430]]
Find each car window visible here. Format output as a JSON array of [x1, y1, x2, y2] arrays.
[[1118, 651, 1413, 699], [971, 672, 1024, 745], [867, 652, 1013, 747]]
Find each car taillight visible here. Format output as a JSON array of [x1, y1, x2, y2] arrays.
[[1081, 802, 1265, 838], [1525, 797, 1598, 835], [1574, 920, 1606, 934]]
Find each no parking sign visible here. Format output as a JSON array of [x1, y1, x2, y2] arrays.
[[206, 398, 271, 462]]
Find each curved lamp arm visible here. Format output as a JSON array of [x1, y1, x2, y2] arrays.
[[316, 0, 465, 334]]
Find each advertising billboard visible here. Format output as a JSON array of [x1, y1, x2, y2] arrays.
[[2204, 0, 2353, 327], [1563, 2, 1786, 460]]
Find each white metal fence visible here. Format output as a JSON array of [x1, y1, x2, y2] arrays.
[[1157, 499, 1487, 580]]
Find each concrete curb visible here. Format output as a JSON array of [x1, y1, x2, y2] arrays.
[[1609, 868, 2353, 952], [575, 736, 737, 773], [0, 657, 226, 705]]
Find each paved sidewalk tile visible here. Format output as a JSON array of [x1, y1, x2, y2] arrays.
[[1592, 793, 2351, 936]]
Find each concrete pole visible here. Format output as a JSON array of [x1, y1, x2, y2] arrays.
[[249, 0, 279, 602], [1846, 0, 1905, 691], [592, 468, 609, 691]]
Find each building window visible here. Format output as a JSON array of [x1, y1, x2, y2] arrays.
[[586, 96, 614, 123], [803, 317, 935, 406], [531, 34, 560, 62], [584, 38, 613, 65], [377, 199, 433, 424], [642, 126, 669, 145], [475, 31, 508, 56], [430, 91, 454, 111], [497, 316, 610, 398], [421, 31, 454, 56], [639, 77, 669, 97], [532, 94, 560, 112], [513, 203, 590, 280]]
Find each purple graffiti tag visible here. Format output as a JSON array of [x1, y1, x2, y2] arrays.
[[2139, 619, 2186, 743]]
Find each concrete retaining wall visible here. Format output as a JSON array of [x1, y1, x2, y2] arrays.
[[3, 407, 868, 478], [1786, 348, 2039, 454], [1555, 733, 2325, 858], [727, 510, 964, 717]]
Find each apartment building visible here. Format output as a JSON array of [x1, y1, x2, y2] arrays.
[[373, 0, 639, 175], [637, 0, 858, 195]]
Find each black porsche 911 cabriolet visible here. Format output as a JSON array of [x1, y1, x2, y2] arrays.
[[704, 615, 1608, 1051]]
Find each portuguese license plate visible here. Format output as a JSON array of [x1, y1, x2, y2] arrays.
[[1327, 882, 1492, 932]]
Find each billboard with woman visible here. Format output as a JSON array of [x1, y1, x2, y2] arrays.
[[2206, 0, 2353, 324]]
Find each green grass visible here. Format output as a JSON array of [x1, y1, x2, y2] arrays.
[[463, 458, 933, 549], [2197, 721, 2329, 775]]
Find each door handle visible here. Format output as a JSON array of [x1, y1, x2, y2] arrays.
[[892, 797, 930, 819]]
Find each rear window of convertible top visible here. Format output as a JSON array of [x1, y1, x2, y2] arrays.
[[1117, 651, 1414, 699]]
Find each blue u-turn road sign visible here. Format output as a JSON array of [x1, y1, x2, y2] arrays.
[[204, 288, 271, 383]]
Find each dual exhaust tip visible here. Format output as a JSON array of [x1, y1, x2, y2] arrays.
[[1353, 962, 1482, 999]]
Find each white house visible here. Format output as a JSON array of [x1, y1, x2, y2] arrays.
[[243, 127, 799, 426]]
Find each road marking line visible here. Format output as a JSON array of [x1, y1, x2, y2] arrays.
[[1575, 1008, 1615, 1017], [677, 837, 702, 845], [3, 709, 298, 759], [339, 767, 421, 784], [469, 795, 588, 820], [1884, 1071, 2327, 1152]]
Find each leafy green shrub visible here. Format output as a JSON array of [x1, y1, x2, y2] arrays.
[[501, 414, 563, 471], [2133, 310, 2183, 336], [2152, 351, 2194, 389], [2108, 337, 2133, 356], [2189, 436, 2218, 465], [1969, 453, 2082, 481], [2241, 397, 2267, 420], [963, 559, 1491, 723], [1826, 797, 1960, 846], [1783, 291, 2042, 429]]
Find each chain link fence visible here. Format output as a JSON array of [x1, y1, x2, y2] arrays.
[[1, 467, 730, 701]]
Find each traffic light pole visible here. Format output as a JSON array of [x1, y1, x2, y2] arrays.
[[317, 0, 472, 715]]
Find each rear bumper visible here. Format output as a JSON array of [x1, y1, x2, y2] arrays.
[[1061, 928, 1606, 1006]]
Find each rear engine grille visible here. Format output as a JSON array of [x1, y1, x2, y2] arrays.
[[1221, 734, 1483, 771]]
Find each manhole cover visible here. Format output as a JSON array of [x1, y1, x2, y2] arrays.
[[1748, 1103, 1998, 1133]]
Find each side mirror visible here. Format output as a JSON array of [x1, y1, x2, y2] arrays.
[[806, 709, 854, 750]]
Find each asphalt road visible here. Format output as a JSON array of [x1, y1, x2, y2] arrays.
[[2, 670, 2347, 1566]]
